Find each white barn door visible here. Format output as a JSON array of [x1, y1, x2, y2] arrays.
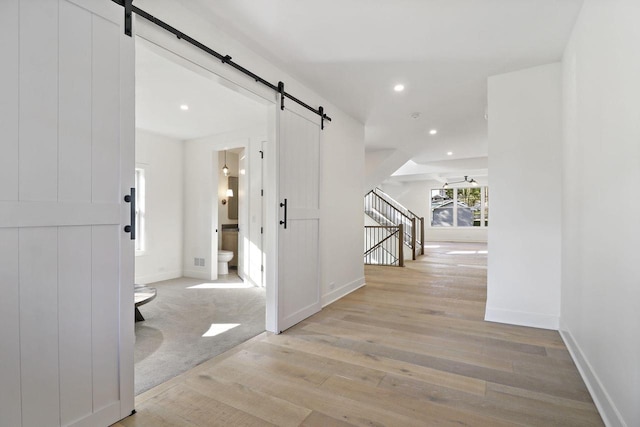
[[277, 106, 322, 331], [0, 1, 134, 426]]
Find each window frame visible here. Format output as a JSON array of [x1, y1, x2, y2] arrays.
[[430, 186, 489, 228]]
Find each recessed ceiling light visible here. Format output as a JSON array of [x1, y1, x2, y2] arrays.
[[180, 104, 189, 111], [393, 84, 405, 92], [429, 129, 438, 135], [447, 151, 453, 156]]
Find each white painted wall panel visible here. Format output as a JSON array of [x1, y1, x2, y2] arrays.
[[134, 130, 184, 284], [19, 227, 59, 427], [561, 2, 640, 425], [0, 0, 19, 201], [92, 225, 120, 410], [58, 226, 93, 425], [486, 63, 562, 330], [0, 229, 21, 426], [19, 0, 58, 202], [92, 16, 120, 204], [59, 1, 92, 203]]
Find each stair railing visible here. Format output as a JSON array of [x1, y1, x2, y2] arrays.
[[364, 224, 404, 267], [364, 188, 424, 259]]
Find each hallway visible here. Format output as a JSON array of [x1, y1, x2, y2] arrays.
[[115, 243, 603, 426]]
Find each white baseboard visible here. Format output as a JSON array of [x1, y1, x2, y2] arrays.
[[426, 238, 488, 243], [321, 277, 366, 307], [484, 307, 559, 330], [135, 270, 182, 285], [560, 328, 627, 427], [182, 269, 211, 280]]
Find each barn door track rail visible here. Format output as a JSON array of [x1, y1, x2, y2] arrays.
[[113, 0, 332, 129]]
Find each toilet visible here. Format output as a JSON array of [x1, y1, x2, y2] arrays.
[[217, 250, 234, 275]]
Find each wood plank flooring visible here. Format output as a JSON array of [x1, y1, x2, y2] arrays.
[[113, 242, 603, 426]]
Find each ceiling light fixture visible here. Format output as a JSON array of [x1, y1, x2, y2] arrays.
[[393, 84, 405, 92], [429, 129, 438, 135], [222, 150, 229, 177], [442, 175, 478, 189], [180, 104, 189, 111], [447, 151, 453, 156]]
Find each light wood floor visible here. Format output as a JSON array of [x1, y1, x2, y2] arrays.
[[113, 242, 603, 426]]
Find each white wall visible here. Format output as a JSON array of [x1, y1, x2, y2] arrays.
[[136, 0, 366, 308], [485, 63, 562, 330], [561, 2, 640, 425], [135, 130, 184, 284], [320, 114, 366, 305], [381, 180, 488, 243], [364, 148, 410, 193]]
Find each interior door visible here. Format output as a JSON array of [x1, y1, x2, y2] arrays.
[[238, 148, 247, 279], [0, 1, 134, 426], [277, 106, 322, 331]]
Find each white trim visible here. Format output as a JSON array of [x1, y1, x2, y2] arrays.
[[560, 328, 626, 427], [118, 9, 136, 419], [134, 270, 182, 286], [484, 307, 559, 330], [321, 277, 366, 307]]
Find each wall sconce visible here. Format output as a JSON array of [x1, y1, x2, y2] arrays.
[[221, 188, 233, 205]]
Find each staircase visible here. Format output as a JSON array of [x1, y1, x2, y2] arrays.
[[364, 188, 424, 266], [364, 224, 405, 267]]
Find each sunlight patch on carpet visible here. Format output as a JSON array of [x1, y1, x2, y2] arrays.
[[202, 323, 241, 337]]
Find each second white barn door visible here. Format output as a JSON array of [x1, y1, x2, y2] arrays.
[[277, 106, 322, 332]]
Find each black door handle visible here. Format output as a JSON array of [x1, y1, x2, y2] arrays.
[[124, 187, 136, 240], [280, 198, 287, 229]]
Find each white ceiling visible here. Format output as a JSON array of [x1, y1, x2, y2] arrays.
[[181, 0, 583, 181], [135, 39, 267, 140]]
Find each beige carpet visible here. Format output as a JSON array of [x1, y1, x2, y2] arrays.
[[134, 274, 265, 395]]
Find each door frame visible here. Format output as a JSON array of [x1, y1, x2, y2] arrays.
[[133, 26, 280, 332]]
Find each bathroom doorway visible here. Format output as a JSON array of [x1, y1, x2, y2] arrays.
[[133, 37, 270, 395], [217, 145, 264, 288]]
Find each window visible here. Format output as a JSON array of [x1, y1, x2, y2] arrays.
[[430, 189, 454, 226], [431, 186, 489, 227], [135, 167, 146, 253]]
